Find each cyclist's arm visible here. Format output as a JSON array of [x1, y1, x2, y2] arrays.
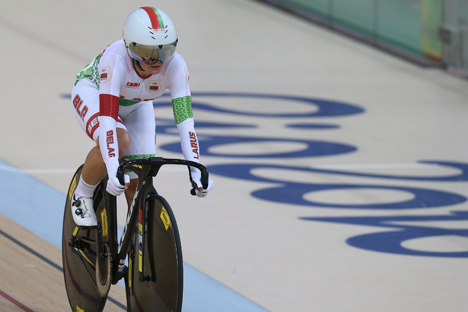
[[175, 105, 206, 193], [175, 102, 199, 162], [166, 55, 210, 194], [167, 55, 200, 163], [97, 53, 127, 177]]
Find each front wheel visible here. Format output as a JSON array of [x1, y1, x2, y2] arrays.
[[126, 193, 184, 312]]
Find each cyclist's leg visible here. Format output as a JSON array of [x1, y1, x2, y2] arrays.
[[125, 179, 139, 208], [71, 81, 130, 225], [120, 101, 156, 208]]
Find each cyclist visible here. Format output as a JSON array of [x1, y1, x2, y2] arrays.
[[70, 7, 213, 227]]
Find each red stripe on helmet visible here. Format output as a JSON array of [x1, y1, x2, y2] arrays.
[[141, 7, 163, 30]]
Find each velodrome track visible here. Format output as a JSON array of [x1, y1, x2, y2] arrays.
[[1, 0, 468, 311]]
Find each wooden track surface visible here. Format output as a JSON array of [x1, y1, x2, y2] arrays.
[[0, 213, 127, 312]]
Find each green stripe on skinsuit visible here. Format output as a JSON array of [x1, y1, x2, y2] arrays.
[[172, 96, 193, 124], [124, 154, 155, 160], [119, 99, 141, 106]]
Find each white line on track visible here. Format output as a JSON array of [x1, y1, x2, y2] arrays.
[[0, 163, 441, 175], [310, 163, 440, 170]]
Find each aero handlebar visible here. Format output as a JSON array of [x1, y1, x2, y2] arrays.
[[116, 157, 209, 192]]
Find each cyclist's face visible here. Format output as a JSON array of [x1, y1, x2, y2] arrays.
[[139, 61, 164, 75]]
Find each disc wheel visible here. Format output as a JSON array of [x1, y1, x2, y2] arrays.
[[126, 193, 184, 312]]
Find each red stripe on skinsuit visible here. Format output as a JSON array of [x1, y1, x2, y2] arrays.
[[86, 112, 124, 140], [86, 112, 100, 139], [141, 7, 163, 29], [99, 94, 120, 120]]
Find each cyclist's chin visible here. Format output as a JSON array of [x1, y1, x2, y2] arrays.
[[141, 62, 163, 74], [148, 67, 163, 74]]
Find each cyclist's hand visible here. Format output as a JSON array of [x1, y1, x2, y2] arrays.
[[193, 178, 214, 198], [191, 168, 214, 198], [107, 174, 129, 196]]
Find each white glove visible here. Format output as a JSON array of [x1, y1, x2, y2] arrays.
[[106, 174, 130, 196], [191, 168, 214, 198]]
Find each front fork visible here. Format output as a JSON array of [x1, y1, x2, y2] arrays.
[[138, 192, 156, 283]]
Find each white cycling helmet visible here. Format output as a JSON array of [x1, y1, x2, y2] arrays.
[[123, 7, 178, 64]]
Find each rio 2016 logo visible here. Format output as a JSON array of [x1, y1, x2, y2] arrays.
[[155, 92, 468, 258]]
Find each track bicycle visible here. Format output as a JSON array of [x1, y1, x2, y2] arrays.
[[62, 157, 209, 312]]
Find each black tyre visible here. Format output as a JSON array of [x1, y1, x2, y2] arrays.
[[126, 193, 184, 312]]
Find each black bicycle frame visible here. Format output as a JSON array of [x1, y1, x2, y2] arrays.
[[99, 157, 209, 285]]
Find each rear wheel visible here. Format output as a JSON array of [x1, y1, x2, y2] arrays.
[[126, 193, 184, 312], [62, 167, 111, 311]]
